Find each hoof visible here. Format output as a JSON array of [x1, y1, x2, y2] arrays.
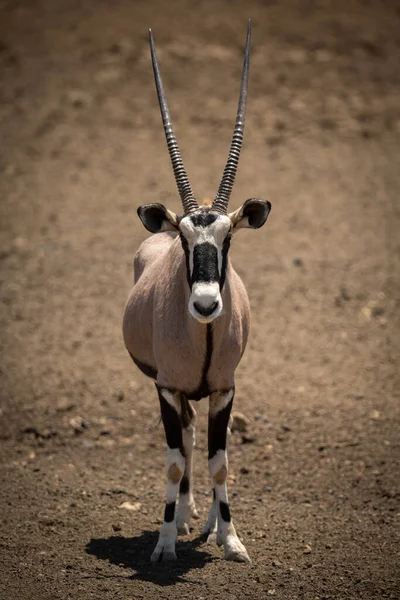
[[191, 506, 200, 520], [150, 548, 177, 563], [177, 523, 190, 536], [224, 538, 251, 564], [150, 537, 177, 563]]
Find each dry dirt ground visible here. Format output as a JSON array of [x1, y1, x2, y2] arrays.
[[1, 1, 400, 599]]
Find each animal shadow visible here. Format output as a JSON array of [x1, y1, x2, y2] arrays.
[[86, 530, 212, 585]]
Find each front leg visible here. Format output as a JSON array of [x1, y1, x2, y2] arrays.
[[206, 389, 251, 563], [151, 386, 185, 562], [176, 398, 199, 535]]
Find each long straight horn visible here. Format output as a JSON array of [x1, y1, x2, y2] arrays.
[[149, 29, 198, 214], [212, 20, 251, 214]]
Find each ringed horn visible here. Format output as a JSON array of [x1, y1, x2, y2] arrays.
[[149, 29, 198, 215], [212, 20, 252, 214], [149, 20, 252, 215]]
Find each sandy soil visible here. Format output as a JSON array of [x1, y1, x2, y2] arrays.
[[1, 0, 400, 598]]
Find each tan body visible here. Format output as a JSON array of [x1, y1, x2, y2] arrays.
[[123, 232, 250, 396]]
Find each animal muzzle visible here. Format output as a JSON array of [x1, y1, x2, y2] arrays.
[[189, 282, 222, 323]]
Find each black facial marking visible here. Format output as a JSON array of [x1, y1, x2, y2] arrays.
[[179, 475, 189, 495], [219, 501, 231, 522], [129, 352, 157, 379], [190, 213, 218, 227], [192, 243, 219, 284], [164, 502, 176, 523], [220, 232, 232, 290], [157, 386, 184, 454], [180, 234, 192, 288], [208, 394, 234, 459]]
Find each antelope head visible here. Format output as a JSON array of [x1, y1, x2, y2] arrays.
[[138, 21, 271, 323]]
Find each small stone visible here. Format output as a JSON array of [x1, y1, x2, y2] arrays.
[[353, 393, 365, 400], [241, 435, 256, 444], [267, 589, 276, 595], [69, 416, 90, 433], [112, 523, 122, 532], [231, 411, 250, 433], [303, 544, 312, 554], [369, 410, 381, 421], [292, 257, 303, 267], [113, 391, 124, 402], [272, 560, 282, 567], [281, 424, 291, 432], [119, 501, 141, 511]]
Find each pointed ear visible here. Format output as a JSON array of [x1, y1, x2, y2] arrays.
[[137, 203, 179, 233], [229, 198, 271, 231]]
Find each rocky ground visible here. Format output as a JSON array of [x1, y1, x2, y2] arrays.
[[0, 0, 399, 599]]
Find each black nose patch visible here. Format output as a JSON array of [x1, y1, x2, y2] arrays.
[[192, 243, 219, 283], [193, 301, 218, 317]]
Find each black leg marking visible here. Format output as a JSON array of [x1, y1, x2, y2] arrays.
[[219, 501, 231, 522], [179, 475, 189, 495], [164, 502, 176, 523], [208, 397, 233, 459], [157, 387, 184, 454]]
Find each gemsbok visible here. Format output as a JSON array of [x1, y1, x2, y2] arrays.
[[123, 21, 271, 563]]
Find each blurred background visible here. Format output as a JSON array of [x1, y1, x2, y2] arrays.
[[0, 1, 399, 598]]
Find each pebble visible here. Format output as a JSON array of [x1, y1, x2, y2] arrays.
[[231, 411, 250, 433], [303, 544, 312, 554], [293, 257, 304, 267], [369, 409, 381, 421], [69, 416, 90, 433], [119, 501, 142, 511]]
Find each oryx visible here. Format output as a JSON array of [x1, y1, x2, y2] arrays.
[[123, 21, 271, 563]]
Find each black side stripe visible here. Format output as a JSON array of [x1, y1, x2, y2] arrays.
[[129, 352, 157, 379]]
